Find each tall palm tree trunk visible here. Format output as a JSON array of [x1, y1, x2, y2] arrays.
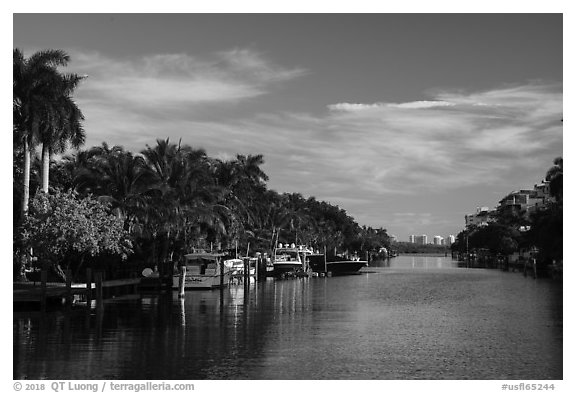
[[22, 139, 31, 215], [17, 137, 32, 281], [41, 143, 50, 193]]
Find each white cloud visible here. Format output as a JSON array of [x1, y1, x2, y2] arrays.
[[69, 49, 307, 110], [217, 48, 308, 83], [328, 102, 383, 111], [78, 78, 562, 233], [328, 100, 455, 111], [71, 72, 563, 242]]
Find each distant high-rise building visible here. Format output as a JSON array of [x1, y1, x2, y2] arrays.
[[447, 235, 456, 245], [414, 235, 427, 245], [409, 235, 415, 243], [433, 236, 443, 245]]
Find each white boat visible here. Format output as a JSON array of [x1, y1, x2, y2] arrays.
[[227, 258, 257, 277], [272, 244, 313, 276], [226, 258, 245, 277], [173, 252, 233, 290]]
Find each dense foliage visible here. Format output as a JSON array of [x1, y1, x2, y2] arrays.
[[37, 140, 391, 266], [19, 189, 132, 280], [12, 47, 392, 280], [451, 158, 563, 269], [13, 48, 87, 280]]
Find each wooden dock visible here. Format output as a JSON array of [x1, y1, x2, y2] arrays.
[[13, 268, 142, 310]]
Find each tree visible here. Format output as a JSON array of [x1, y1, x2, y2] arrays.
[[141, 138, 226, 262], [468, 223, 521, 267], [526, 157, 563, 264], [74, 144, 150, 231], [37, 73, 86, 193], [13, 48, 82, 207], [14, 48, 75, 280], [546, 157, 563, 203], [527, 204, 562, 264], [20, 189, 133, 281], [233, 154, 269, 190]]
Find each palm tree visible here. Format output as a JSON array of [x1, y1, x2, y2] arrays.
[[14, 48, 73, 215], [75, 145, 151, 232], [14, 48, 76, 280], [141, 138, 227, 261], [38, 73, 86, 193], [234, 154, 269, 191]]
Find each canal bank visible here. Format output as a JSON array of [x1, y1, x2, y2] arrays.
[[13, 256, 562, 380]]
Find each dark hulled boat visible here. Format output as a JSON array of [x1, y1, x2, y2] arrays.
[[308, 254, 367, 275]]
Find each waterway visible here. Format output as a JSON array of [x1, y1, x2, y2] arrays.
[[13, 255, 562, 380]]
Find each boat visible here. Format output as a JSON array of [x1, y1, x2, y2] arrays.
[[308, 254, 367, 275], [227, 257, 257, 281], [226, 258, 245, 278], [263, 254, 275, 276], [172, 252, 233, 290], [272, 244, 309, 276]]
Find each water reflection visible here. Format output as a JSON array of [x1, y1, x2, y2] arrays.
[[14, 256, 562, 380], [370, 255, 457, 269]]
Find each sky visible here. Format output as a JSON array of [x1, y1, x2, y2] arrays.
[[12, 12, 563, 242]]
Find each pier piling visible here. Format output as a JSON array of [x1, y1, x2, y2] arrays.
[[40, 266, 47, 312], [95, 272, 103, 307], [178, 266, 186, 297], [85, 268, 92, 306], [66, 269, 72, 307], [243, 258, 249, 283]]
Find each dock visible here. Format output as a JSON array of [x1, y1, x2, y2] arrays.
[[13, 268, 142, 310]]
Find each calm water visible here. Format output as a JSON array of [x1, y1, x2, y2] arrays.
[[13, 256, 562, 380]]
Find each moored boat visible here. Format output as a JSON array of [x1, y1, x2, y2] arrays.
[[227, 257, 257, 281], [272, 244, 307, 276], [226, 258, 245, 278], [308, 254, 367, 275], [173, 252, 233, 290]]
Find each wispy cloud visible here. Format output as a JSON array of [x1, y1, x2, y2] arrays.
[[70, 49, 307, 110], [321, 83, 562, 194], [141, 82, 561, 201], [73, 58, 561, 232], [328, 100, 455, 111]]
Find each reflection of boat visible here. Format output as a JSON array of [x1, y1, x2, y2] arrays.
[[308, 254, 367, 275], [172, 252, 233, 290]]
